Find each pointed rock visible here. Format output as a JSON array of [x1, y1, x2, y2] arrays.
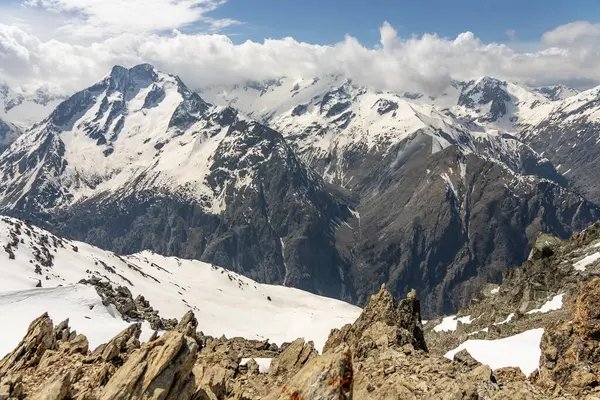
[[90, 323, 141, 363], [176, 310, 198, 340], [269, 338, 317, 376], [0, 313, 54, 376], [100, 329, 198, 400]]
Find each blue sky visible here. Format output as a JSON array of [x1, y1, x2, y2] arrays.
[[209, 0, 599, 45]]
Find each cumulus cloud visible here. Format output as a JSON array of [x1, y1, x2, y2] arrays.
[[0, 8, 600, 98], [542, 21, 600, 46]]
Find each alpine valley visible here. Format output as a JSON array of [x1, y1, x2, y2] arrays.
[[2, 65, 600, 317]]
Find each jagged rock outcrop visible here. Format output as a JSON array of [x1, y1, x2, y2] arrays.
[[89, 323, 142, 363], [537, 278, 600, 394], [80, 277, 178, 331], [268, 339, 317, 376], [265, 345, 353, 400], [0, 313, 54, 376], [99, 330, 198, 399], [324, 285, 427, 354]]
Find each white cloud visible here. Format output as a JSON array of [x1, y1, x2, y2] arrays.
[[542, 21, 600, 46], [1, 14, 600, 98], [21, 0, 239, 39]]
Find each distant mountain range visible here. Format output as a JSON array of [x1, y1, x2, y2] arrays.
[[1, 65, 600, 316]]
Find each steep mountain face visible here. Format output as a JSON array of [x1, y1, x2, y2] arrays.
[[0, 117, 21, 153], [521, 87, 600, 204], [202, 76, 600, 315], [0, 64, 356, 301], [0, 83, 64, 127]]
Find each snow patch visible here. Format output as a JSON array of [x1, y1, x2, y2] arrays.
[[433, 315, 473, 332], [493, 313, 514, 326], [526, 294, 564, 314], [445, 328, 545, 376], [574, 252, 600, 271]]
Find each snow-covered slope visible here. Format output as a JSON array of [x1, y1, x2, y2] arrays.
[[0, 216, 362, 357], [0, 118, 21, 153], [521, 85, 600, 202], [453, 77, 553, 132]]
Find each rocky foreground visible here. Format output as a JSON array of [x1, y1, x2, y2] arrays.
[[1, 273, 600, 400]]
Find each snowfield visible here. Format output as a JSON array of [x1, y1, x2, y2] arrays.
[[0, 216, 362, 357], [445, 328, 545, 376]]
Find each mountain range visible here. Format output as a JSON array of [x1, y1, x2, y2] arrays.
[[1, 64, 600, 316]]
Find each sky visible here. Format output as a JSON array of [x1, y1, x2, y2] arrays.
[[0, 0, 599, 96], [210, 0, 600, 46]]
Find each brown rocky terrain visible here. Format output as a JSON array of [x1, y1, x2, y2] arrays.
[[5, 221, 600, 398]]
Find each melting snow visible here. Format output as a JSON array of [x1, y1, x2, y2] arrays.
[[433, 315, 473, 332], [468, 327, 489, 336], [445, 328, 545, 376], [574, 252, 600, 271], [490, 287, 500, 294], [494, 313, 514, 326], [526, 294, 564, 314]]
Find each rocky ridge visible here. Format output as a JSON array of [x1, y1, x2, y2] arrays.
[[6, 247, 600, 400]]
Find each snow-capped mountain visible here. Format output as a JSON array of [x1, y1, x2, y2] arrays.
[[533, 84, 579, 101], [453, 77, 552, 130], [201, 76, 561, 187], [0, 83, 65, 128], [0, 117, 21, 153], [1, 65, 598, 317], [0, 215, 361, 356], [521, 86, 600, 203], [201, 75, 600, 315]]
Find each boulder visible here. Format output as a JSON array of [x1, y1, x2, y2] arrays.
[[452, 349, 480, 369], [30, 371, 71, 400]]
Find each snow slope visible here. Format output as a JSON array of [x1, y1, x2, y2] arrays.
[[0, 216, 362, 355], [0, 118, 21, 152]]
